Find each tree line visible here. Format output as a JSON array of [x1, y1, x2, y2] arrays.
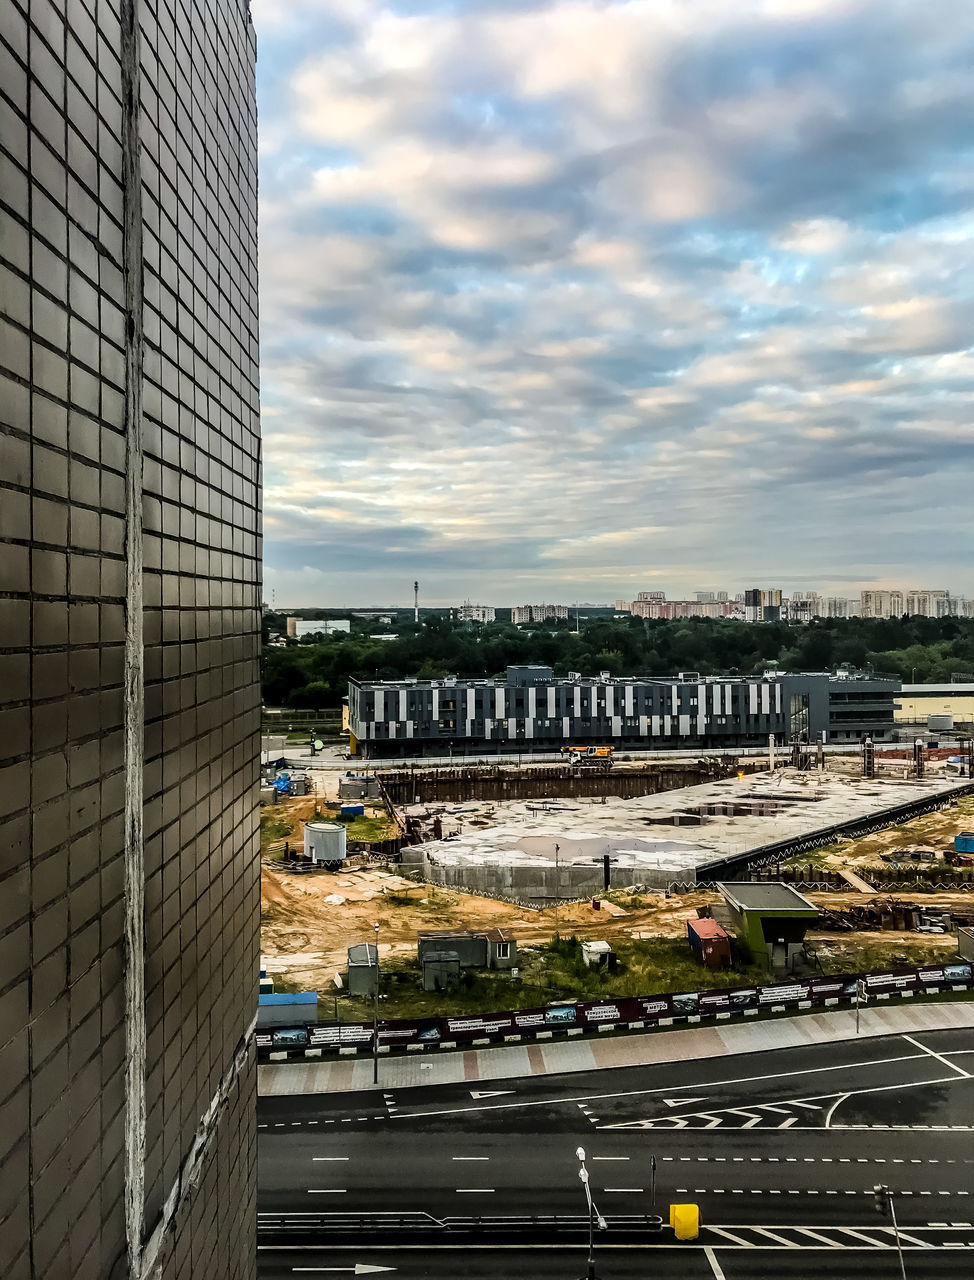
[[261, 613, 974, 709]]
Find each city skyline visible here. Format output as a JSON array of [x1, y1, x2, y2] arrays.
[[268, 579, 974, 613], [254, 0, 974, 605]]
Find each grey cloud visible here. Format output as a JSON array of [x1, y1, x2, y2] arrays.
[[255, 0, 974, 604]]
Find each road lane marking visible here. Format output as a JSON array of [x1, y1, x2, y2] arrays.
[[593, 1156, 630, 1161], [604, 1069, 966, 1131], [603, 1188, 644, 1193], [291, 1266, 396, 1275], [703, 1246, 726, 1278], [795, 1227, 847, 1247], [753, 1227, 799, 1247], [837, 1228, 890, 1246], [455, 1188, 494, 1193], [709, 1227, 752, 1246], [452, 1157, 489, 1161], [260, 1243, 974, 1257], [308, 1189, 347, 1194], [880, 1227, 933, 1248], [902, 1034, 972, 1079], [393, 1050, 931, 1119], [312, 1157, 350, 1161]]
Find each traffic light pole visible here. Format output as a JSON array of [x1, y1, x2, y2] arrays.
[[372, 922, 380, 1085], [874, 1184, 907, 1280], [888, 1193, 908, 1280]]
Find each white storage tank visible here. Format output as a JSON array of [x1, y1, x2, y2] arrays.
[[304, 822, 347, 864], [928, 713, 954, 732]]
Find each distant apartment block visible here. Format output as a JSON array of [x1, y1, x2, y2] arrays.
[[455, 601, 496, 623], [788, 593, 857, 620], [617, 590, 741, 620], [859, 588, 971, 619], [347, 666, 899, 757], [629, 597, 738, 619], [511, 603, 570, 624], [744, 587, 783, 622], [287, 617, 352, 637], [616, 585, 973, 621]]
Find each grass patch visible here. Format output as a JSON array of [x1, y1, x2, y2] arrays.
[[340, 813, 399, 843], [330, 935, 767, 1023], [260, 807, 295, 853]]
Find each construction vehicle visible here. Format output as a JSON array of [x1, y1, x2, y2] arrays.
[[560, 744, 615, 770]]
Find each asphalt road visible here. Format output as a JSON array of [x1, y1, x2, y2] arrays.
[[258, 1026, 974, 1277]]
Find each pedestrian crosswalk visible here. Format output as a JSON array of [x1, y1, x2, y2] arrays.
[[698, 1223, 974, 1250]]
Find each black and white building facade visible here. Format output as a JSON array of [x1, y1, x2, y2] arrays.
[[348, 667, 900, 757]]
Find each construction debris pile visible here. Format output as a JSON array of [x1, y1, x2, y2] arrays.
[[815, 895, 974, 933]]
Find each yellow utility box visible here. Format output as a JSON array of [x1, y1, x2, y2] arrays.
[[669, 1203, 700, 1241]]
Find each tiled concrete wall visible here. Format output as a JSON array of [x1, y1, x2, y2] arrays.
[[0, 0, 260, 1277]]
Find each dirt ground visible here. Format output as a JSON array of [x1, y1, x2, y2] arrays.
[[789, 793, 974, 871], [260, 861, 721, 989], [259, 860, 971, 992], [259, 772, 974, 992]]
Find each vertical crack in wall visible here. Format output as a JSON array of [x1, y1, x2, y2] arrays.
[[139, 1020, 258, 1280], [120, 0, 146, 1274]]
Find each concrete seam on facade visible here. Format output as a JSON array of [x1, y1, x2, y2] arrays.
[[140, 1017, 258, 1280], [25, 13, 36, 1271], [120, 0, 147, 1272]]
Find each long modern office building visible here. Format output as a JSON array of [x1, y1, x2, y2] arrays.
[[0, 3, 260, 1278], [348, 667, 900, 757]]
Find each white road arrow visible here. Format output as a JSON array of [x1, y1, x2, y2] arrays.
[[663, 1097, 704, 1108], [292, 1265, 397, 1275], [469, 1090, 515, 1099]]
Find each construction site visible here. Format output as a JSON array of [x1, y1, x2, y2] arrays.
[[259, 745, 974, 1020]]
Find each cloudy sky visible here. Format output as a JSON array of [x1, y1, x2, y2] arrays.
[[253, 0, 974, 608]]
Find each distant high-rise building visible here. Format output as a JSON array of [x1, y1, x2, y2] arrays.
[[744, 588, 782, 622], [0, 3, 260, 1277], [512, 603, 570, 624], [456, 601, 496, 623], [859, 588, 956, 619], [906, 588, 950, 618], [744, 589, 762, 622], [860, 589, 905, 618]]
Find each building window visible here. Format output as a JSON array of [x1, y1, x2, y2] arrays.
[[495, 942, 510, 959]]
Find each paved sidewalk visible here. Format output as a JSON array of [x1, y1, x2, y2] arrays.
[[258, 998, 974, 1096]]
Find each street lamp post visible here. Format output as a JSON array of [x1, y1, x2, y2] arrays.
[[856, 978, 867, 1035], [576, 1146, 606, 1280], [372, 921, 380, 1085], [554, 843, 560, 931]]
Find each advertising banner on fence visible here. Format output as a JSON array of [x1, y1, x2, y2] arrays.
[[257, 962, 971, 1056]]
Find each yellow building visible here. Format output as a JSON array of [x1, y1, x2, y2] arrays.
[[894, 684, 974, 727]]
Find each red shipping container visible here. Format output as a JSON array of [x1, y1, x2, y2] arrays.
[[687, 918, 732, 970]]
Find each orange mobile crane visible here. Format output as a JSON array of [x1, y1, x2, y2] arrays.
[[560, 744, 615, 770]]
